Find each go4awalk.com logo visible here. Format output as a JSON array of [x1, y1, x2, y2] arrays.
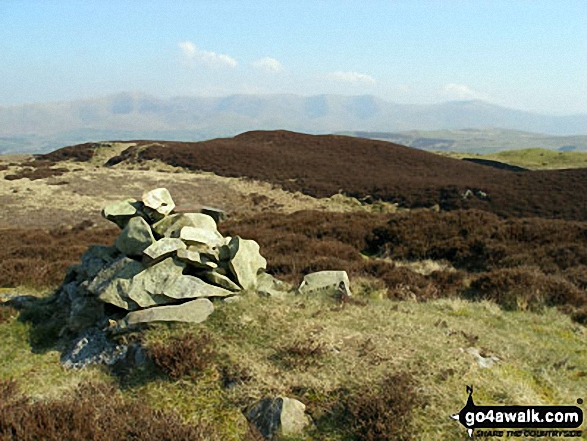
[[451, 386, 584, 438]]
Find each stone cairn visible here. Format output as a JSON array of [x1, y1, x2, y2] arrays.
[[60, 187, 293, 334]]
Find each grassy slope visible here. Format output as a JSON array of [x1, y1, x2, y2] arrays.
[[1, 290, 585, 440]]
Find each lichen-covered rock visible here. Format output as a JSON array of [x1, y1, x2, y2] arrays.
[[121, 298, 214, 327], [179, 226, 224, 248], [176, 248, 218, 270], [142, 187, 175, 217], [126, 257, 186, 307], [162, 274, 233, 299], [228, 236, 267, 290], [143, 238, 186, 262], [101, 199, 142, 228], [87, 256, 144, 310], [152, 213, 217, 238], [245, 397, 311, 439], [115, 216, 155, 257], [61, 328, 128, 370]]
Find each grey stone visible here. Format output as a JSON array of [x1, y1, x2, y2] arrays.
[[200, 270, 242, 292], [101, 199, 141, 228], [201, 206, 226, 223], [79, 245, 120, 279], [143, 238, 186, 262], [245, 397, 310, 439], [121, 298, 214, 327], [176, 248, 218, 270], [228, 236, 267, 290], [162, 274, 233, 300], [87, 257, 144, 310], [152, 213, 218, 238], [257, 272, 292, 298], [61, 328, 128, 370], [298, 270, 351, 298], [115, 216, 155, 257], [68, 296, 105, 332], [126, 257, 186, 307], [179, 226, 224, 247], [142, 188, 175, 216]]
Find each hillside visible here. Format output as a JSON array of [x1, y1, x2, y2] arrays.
[[2, 94, 587, 154], [42, 130, 587, 221], [342, 128, 587, 153]]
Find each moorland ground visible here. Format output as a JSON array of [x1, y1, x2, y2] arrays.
[[1, 131, 586, 440]]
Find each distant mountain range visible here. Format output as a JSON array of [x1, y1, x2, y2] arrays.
[[0, 93, 586, 154]]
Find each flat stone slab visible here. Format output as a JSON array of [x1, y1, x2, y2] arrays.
[[200, 270, 242, 292], [176, 248, 218, 270], [115, 216, 155, 257], [228, 236, 267, 290], [298, 270, 351, 297], [143, 238, 186, 261], [122, 298, 214, 327], [162, 274, 233, 299], [179, 226, 224, 247]]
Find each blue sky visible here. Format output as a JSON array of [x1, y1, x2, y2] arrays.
[[0, 0, 585, 114]]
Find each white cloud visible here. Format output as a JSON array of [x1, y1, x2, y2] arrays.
[[442, 83, 489, 101], [327, 71, 376, 84], [252, 57, 284, 72], [178, 41, 237, 68]]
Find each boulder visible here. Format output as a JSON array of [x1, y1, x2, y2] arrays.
[[115, 217, 155, 257], [87, 257, 144, 310], [245, 397, 311, 439], [162, 274, 234, 300], [142, 187, 175, 217], [121, 298, 214, 327], [179, 226, 224, 248], [61, 328, 128, 370], [101, 199, 142, 228], [298, 270, 351, 298], [143, 238, 186, 262], [152, 213, 218, 238], [227, 237, 267, 290]]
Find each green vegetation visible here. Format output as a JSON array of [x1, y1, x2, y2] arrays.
[[462, 148, 587, 170]]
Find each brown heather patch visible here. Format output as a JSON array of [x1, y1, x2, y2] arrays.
[[0, 223, 118, 288], [45, 130, 587, 220], [0, 379, 223, 441]]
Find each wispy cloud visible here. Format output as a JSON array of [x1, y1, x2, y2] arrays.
[[442, 83, 489, 101], [252, 57, 284, 73], [327, 71, 376, 84], [178, 41, 237, 68]]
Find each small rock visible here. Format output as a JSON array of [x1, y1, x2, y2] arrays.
[[61, 328, 128, 370], [245, 397, 311, 439], [465, 347, 499, 369], [115, 217, 155, 257], [121, 298, 214, 327], [257, 272, 292, 298], [298, 270, 351, 298]]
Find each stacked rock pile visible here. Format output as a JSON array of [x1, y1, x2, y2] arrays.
[[60, 188, 291, 333]]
